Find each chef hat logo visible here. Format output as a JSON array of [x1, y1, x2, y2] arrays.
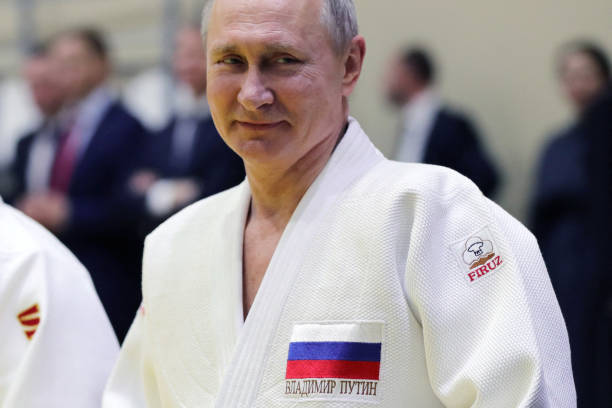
[[463, 237, 494, 265]]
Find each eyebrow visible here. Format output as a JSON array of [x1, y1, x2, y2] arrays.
[[210, 42, 300, 57]]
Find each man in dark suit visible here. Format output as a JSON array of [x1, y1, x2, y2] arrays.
[[7, 43, 65, 204], [129, 26, 244, 234], [384, 47, 499, 197], [13, 28, 146, 342]]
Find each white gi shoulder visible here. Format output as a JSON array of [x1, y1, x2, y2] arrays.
[[146, 182, 245, 245], [0, 201, 82, 272], [0, 199, 119, 408], [358, 162, 574, 407], [362, 160, 481, 202], [379, 160, 539, 251], [142, 182, 247, 296]]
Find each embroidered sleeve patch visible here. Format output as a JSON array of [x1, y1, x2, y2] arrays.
[[17, 303, 40, 340], [451, 227, 505, 284], [284, 321, 383, 403]]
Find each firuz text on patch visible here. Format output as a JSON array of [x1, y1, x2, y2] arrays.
[[452, 227, 506, 284]]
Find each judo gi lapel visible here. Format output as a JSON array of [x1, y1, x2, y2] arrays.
[[214, 118, 385, 407], [144, 180, 250, 407]]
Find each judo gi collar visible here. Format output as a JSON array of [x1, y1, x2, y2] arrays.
[[215, 117, 385, 407]]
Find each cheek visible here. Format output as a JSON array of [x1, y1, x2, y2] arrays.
[[279, 75, 343, 146], [280, 69, 340, 113], [207, 75, 238, 110], [583, 76, 603, 93]]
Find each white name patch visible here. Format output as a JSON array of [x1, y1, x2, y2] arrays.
[[281, 321, 384, 403]]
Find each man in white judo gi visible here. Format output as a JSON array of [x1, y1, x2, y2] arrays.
[[104, 0, 576, 406], [0, 197, 118, 406]]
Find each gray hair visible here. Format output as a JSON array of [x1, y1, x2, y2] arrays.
[[201, 0, 358, 54]]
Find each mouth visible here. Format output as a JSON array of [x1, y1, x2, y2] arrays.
[[235, 120, 285, 131]]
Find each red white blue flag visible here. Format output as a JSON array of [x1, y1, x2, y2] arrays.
[[286, 322, 382, 380]]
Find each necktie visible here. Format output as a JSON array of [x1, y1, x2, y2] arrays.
[[49, 122, 79, 193]]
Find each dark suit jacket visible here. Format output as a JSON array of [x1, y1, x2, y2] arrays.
[[423, 108, 499, 197], [66, 102, 147, 342], [531, 111, 612, 406], [136, 115, 245, 231], [8, 130, 37, 203], [585, 87, 612, 407], [533, 86, 612, 408], [10, 102, 146, 342]]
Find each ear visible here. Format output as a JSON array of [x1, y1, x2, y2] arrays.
[[341, 35, 366, 97]]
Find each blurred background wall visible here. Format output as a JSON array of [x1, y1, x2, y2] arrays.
[[0, 0, 611, 220]]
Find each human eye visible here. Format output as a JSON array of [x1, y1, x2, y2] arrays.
[[217, 55, 243, 65], [275, 56, 300, 64]]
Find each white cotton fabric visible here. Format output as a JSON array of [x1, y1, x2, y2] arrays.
[[0, 198, 119, 407], [104, 117, 575, 407]]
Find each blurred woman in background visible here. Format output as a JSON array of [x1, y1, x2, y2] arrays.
[[531, 41, 611, 407]]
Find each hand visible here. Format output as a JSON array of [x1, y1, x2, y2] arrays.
[[129, 170, 159, 195], [18, 192, 70, 233], [146, 179, 201, 216], [172, 179, 200, 207]]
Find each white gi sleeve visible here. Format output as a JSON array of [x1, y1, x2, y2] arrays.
[[0, 204, 119, 407], [404, 180, 576, 407]]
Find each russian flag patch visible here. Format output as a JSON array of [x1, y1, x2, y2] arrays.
[[284, 321, 383, 402]]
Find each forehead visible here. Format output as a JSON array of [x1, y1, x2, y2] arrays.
[[207, 0, 326, 52], [52, 36, 91, 57], [562, 52, 600, 73]]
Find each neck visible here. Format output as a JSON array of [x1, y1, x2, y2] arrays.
[[406, 85, 430, 105], [70, 83, 102, 107], [41, 107, 61, 118], [246, 120, 348, 230]]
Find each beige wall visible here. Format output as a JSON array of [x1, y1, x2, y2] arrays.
[[351, 0, 612, 221], [0, 0, 206, 73]]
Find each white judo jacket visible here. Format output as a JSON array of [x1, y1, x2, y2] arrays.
[[104, 118, 575, 407], [0, 198, 118, 407]]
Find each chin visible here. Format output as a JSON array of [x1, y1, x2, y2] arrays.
[[237, 138, 276, 158], [237, 138, 295, 168]]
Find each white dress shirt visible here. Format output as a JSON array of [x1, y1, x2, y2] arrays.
[[62, 85, 115, 162], [24, 120, 58, 193], [170, 83, 210, 167], [145, 84, 210, 217], [394, 89, 441, 163]]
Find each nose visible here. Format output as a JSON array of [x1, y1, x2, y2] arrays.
[[237, 67, 274, 111]]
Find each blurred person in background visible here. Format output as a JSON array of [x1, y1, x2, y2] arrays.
[[12, 27, 147, 342], [0, 196, 118, 407], [128, 25, 244, 234], [384, 46, 499, 197], [531, 41, 611, 407], [584, 84, 612, 407], [0, 59, 41, 191], [6, 43, 65, 204]]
